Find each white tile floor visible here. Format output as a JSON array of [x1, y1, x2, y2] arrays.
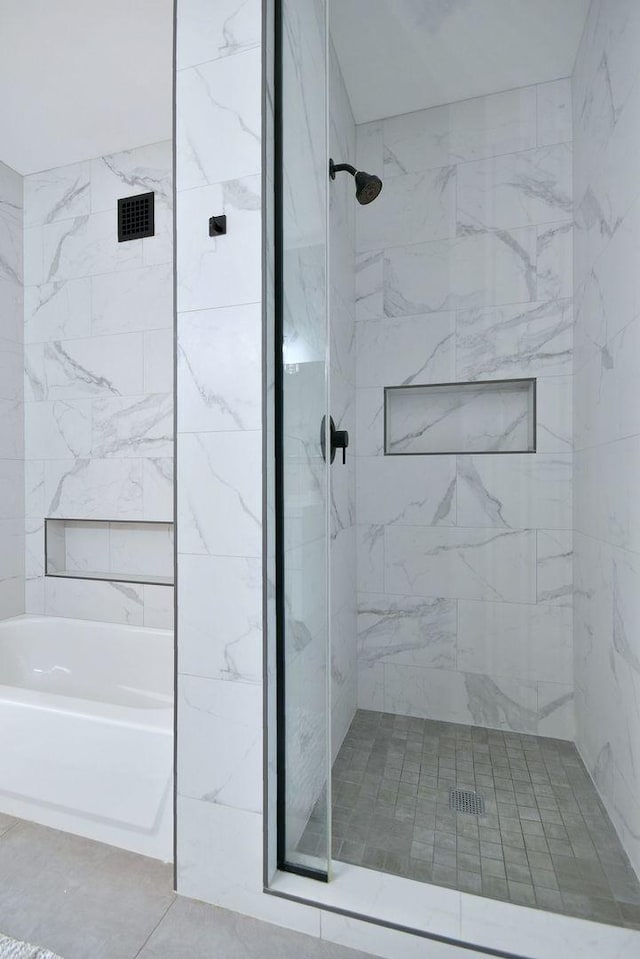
[[0, 815, 375, 959]]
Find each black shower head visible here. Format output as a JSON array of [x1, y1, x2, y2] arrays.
[[354, 170, 383, 205], [329, 159, 383, 205]]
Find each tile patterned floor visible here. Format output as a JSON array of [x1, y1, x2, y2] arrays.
[[304, 710, 640, 929]]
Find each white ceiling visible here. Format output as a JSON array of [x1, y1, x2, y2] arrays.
[[331, 0, 591, 124], [0, 0, 173, 175]]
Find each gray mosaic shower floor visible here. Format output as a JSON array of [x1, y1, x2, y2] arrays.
[[300, 710, 640, 929]]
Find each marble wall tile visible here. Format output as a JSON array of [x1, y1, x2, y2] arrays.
[[537, 683, 575, 739], [356, 167, 456, 252], [355, 251, 383, 321], [109, 522, 174, 579], [355, 312, 455, 389], [458, 600, 573, 685], [33, 333, 144, 401], [177, 0, 261, 70], [90, 141, 172, 214], [91, 264, 173, 336], [143, 458, 174, 521], [178, 553, 262, 684], [457, 145, 572, 232], [356, 456, 456, 527], [537, 530, 573, 607], [142, 584, 174, 629], [536, 220, 573, 301], [44, 458, 145, 520], [385, 526, 536, 604], [24, 279, 91, 344], [0, 459, 24, 520], [537, 78, 572, 148], [178, 431, 262, 558], [382, 86, 537, 177], [91, 394, 173, 458], [42, 212, 143, 282], [144, 329, 174, 395], [24, 399, 92, 460], [383, 663, 538, 734], [357, 594, 456, 670], [177, 49, 262, 191], [43, 576, 144, 625], [384, 228, 537, 317], [456, 299, 573, 380], [456, 454, 572, 530], [178, 675, 262, 813], [24, 162, 91, 227], [177, 176, 261, 313], [0, 401, 22, 459], [536, 375, 573, 453], [177, 304, 261, 433]]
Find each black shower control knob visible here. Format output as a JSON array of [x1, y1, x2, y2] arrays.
[[334, 429, 349, 465], [209, 214, 227, 236]]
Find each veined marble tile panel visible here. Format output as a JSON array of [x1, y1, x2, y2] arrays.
[[177, 48, 262, 191], [356, 167, 456, 252], [44, 458, 144, 519], [537, 682, 574, 740], [177, 0, 261, 70], [177, 176, 261, 313], [355, 251, 383, 321], [142, 584, 174, 629], [383, 663, 538, 734], [357, 594, 456, 670], [384, 228, 537, 317], [91, 394, 173, 458], [178, 303, 261, 433], [356, 455, 456, 527], [24, 399, 92, 460], [0, 341, 23, 400], [355, 388, 384, 457], [537, 220, 573, 302], [178, 675, 262, 813], [143, 458, 174, 522], [536, 375, 573, 453], [177, 430, 261, 558], [42, 212, 143, 282], [91, 141, 172, 213], [355, 121, 383, 181], [0, 400, 23, 459], [456, 299, 573, 380], [24, 162, 90, 227], [27, 333, 144, 401], [109, 522, 174, 579], [91, 263, 173, 336], [574, 438, 640, 552], [456, 454, 572, 530], [25, 461, 44, 518], [355, 312, 455, 389], [537, 78, 572, 148], [0, 519, 25, 579], [44, 576, 144, 625], [457, 144, 572, 232], [356, 525, 385, 594], [178, 553, 262, 684], [537, 530, 573, 607], [0, 459, 24, 520], [144, 329, 174, 395], [382, 86, 537, 177], [23, 227, 43, 286], [458, 600, 573, 685], [24, 279, 91, 344], [385, 526, 536, 603]]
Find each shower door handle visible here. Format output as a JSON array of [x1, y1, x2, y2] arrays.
[[320, 415, 349, 465]]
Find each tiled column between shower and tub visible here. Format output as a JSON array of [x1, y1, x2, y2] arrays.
[[171, 1, 640, 954]]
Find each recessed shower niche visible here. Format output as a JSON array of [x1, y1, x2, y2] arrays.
[[384, 378, 536, 455], [45, 519, 174, 586]]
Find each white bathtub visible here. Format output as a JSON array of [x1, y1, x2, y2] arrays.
[[0, 615, 173, 861]]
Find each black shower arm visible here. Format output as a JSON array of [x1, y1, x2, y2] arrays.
[[329, 160, 357, 179]]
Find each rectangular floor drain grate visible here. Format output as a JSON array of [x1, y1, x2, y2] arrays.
[[449, 788, 485, 816]]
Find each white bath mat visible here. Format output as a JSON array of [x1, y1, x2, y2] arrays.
[[0, 934, 63, 959]]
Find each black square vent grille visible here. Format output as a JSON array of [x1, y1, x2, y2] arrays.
[[118, 192, 155, 242]]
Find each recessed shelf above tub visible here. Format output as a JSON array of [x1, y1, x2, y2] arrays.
[[45, 519, 174, 587], [384, 378, 536, 455]]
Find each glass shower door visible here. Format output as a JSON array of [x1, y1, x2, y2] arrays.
[[276, 0, 331, 876]]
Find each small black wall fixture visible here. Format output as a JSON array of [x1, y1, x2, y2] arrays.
[[329, 158, 383, 205], [209, 214, 227, 236], [118, 192, 155, 242]]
